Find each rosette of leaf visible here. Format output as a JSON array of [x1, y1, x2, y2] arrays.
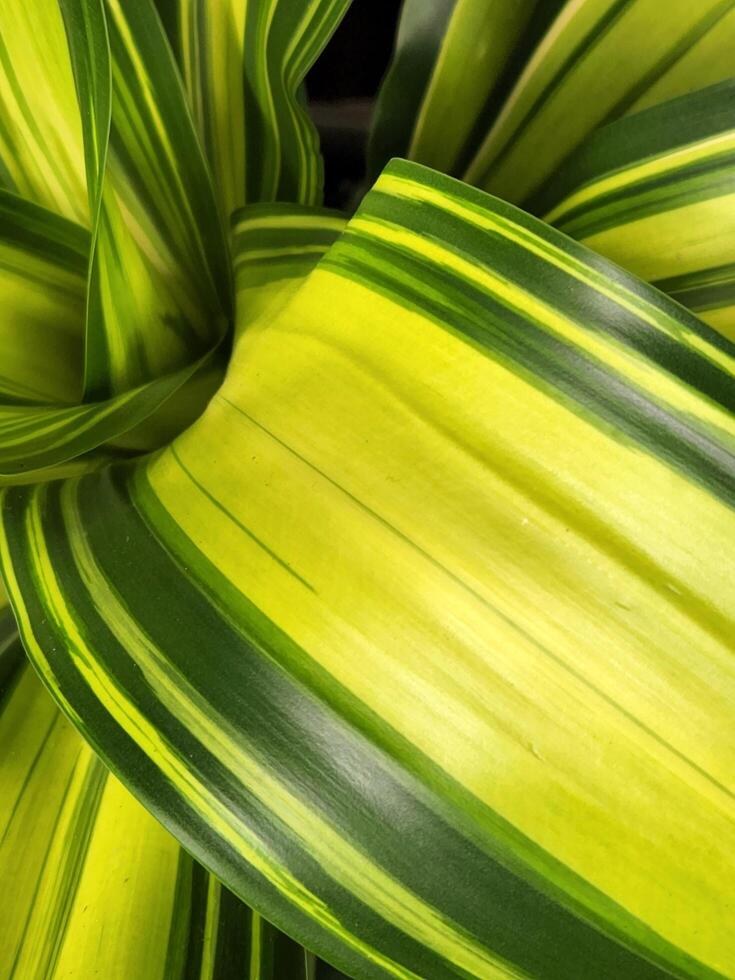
[[1, 2, 735, 980]]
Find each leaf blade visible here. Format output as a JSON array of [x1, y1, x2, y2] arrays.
[[4, 162, 735, 977]]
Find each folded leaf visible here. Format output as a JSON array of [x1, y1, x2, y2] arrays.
[[0, 185, 214, 483], [0, 652, 339, 979], [62, 0, 232, 399], [0, 351, 214, 478], [3, 160, 734, 979], [232, 201, 346, 335], [158, 0, 352, 217], [535, 79, 735, 340]]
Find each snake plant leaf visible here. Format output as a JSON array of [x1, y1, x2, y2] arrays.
[[533, 79, 735, 341], [156, 0, 352, 217], [460, 0, 735, 205], [0, 0, 88, 223], [3, 159, 735, 979], [0, 648, 342, 980]]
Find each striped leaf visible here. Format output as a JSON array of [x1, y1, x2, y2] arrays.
[[403, 0, 535, 177], [0, 0, 88, 223], [369, 0, 567, 181], [0, 353, 216, 480], [535, 79, 735, 340], [0, 600, 23, 691], [0, 183, 220, 484], [461, 0, 735, 204], [232, 202, 346, 336], [61, 0, 232, 400], [0, 191, 87, 405], [157, 0, 352, 218], [0, 650, 344, 980], [367, 0, 457, 177], [2, 160, 734, 979], [370, 0, 735, 206]]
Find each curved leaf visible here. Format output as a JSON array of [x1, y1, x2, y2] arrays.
[[0, 0, 87, 222], [368, 0, 564, 181], [0, 653, 340, 979], [403, 0, 536, 176], [367, 0, 457, 178], [157, 0, 352, 217], [232, 201, 346, 335], [2, 161, 734, 978], [62, 0, 232, 400], [0, 190, 87, 405], [0, 602, 23, 691], [0, 184, 220, 484], [0, 350, 214, 479], [464, 0, 735, 204], [535, 79, 735, 340]]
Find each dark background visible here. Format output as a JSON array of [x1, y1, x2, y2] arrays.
[[307, 0, 403, 206]]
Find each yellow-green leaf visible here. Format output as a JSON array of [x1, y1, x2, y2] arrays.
[[0, 652, 338, 980], [537, 79, 735, 341], [3, 160, 734, 979]]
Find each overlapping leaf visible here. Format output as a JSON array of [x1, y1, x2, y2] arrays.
[[0, 639, 345, 979], [535, 78, 735, 340], [0, 0, 88, 222], [157, 0, 351, 216], [370, 0, 735, 208], [3, 160, 735, 979], [2, 2, 735, 978]]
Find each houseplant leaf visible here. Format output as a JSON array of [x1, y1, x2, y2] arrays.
[[463, 0, 735, 203], [0, 640, 344, 979], [0, 0, 88, 222], [2, 159, 734, 979], [534, 78, 735, 340], [368, 0, 566, 181], [370, 0, 735, 207], [60, 0, 232, 400], [155, 0, 352, 215], [0, 185, 218, 482]]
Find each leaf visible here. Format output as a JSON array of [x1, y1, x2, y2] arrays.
[[0, 0, 88, 223], [0, 191, 87, 405], [62, 0, 232, 400], [0, 651, 343, 979], [157, 0, 352, 217], [0, 184, 218, 484], [0, 600, 23, 691], [463, 0, 735, 204], [0, 353, 215, 479], [367, 0, 457, 177], [232, 201, 346, 335], [2, 160, 734, 978], [400, 0, 536, 177], [534, 78, 735, 340]]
